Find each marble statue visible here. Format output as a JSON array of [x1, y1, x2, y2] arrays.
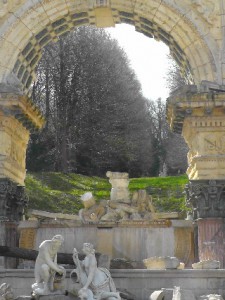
[[32, 235, 66, 296], [199, 295, 224, 300], [0, 283, 14, 300], [71, 243, 121, 300]]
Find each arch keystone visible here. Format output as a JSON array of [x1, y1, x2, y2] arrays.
[[94, 7, 115, 28]]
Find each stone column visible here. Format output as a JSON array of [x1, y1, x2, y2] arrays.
[[0, 87, 44, 267], [106, 171, 130, 203], [167, 86, 225, 266]]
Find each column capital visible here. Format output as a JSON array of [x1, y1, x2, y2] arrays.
[[167, 87, 225, 180], [0, 178, 28, 222], [185, 180, 225, 219]]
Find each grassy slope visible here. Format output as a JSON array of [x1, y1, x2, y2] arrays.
[[25, 172, 189, 214]]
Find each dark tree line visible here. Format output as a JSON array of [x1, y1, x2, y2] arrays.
[[27, 26, 188, 177]]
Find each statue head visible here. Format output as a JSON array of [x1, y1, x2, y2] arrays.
[[82, 243, 95, 255], [52, 235, 64, 242], [51, 235, 64, 248]]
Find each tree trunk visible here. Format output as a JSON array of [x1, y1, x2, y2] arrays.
[[0, 246, 101, 265]]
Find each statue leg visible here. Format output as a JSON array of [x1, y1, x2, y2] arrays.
[[41, 264, 50, 292], [97, 291, 121, 300]]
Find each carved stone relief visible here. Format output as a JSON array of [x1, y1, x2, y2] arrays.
[[88, 0, 109, 9], [0, 179, 28, 221], [204, 134, 225, 154], [0, 114, 29, 185], [185, 180, 225, 219], [0, 0, 23, 18], [181, 113, 225, 180], [173, 0, 218, 25]]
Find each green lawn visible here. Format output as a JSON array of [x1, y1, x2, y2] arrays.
[[25, 172, 189, 215]]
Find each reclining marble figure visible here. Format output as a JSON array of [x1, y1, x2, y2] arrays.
[[71, 243, 121, 300], [32, 235, 66, 296]]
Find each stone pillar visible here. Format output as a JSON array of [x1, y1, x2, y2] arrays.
[[0, 87, 44, 267], [167, 86, 225, 266], [106, 171, 130, 203]]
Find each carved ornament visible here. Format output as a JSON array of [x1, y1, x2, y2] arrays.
[[204, 134, 225, 154], [174, 0, 218, 25], [0, 93, 44, 131], [185, 180, 225, 219], [0, 0, 24, 18], [0, 114, 29, 185], [0, 179, 28, 222]]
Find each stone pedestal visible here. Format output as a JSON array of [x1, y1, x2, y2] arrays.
[[0, 91, 44, 186], [0, 179, 27, 267], [0, 221, 18, 268], [167, 88, 225, 265], [106, 171, 130, 203], [0, 223, 6, 268], [167, 89, 225, 181], [0, 90, 44, 267], [197, 218, 225, 267], [184, 179, 225, 267]]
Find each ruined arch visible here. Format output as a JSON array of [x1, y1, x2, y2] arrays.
[[1, 0, 225, 268], [0, 0, 224, 188], [0, 0, 222, 95]]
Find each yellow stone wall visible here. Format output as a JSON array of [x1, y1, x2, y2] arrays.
[[167, 91, 225, 180], [0, 113, 29, 185], [0, 93, 44, 185]]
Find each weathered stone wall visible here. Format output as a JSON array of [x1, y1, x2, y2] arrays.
[[19, 219, 195, 266], [1, 269, 225, 299]]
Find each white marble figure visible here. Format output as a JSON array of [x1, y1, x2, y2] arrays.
[[0, 283, 14, 300], [32, 235, 66, 296], [172, 286, 181, 300], [71, 243, 121, 300]]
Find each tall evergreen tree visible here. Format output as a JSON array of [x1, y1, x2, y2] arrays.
[[27, 26, 155, 177]]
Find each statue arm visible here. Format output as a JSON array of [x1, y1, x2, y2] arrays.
[[42, 246, 61, 273], [72, 248, 84, 270], [72, 248, 88, 287]]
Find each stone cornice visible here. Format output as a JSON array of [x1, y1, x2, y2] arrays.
[[167, 88, 225, 133], [0, 92, 45, 131]]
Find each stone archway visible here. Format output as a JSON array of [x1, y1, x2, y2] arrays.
[[0, 0, 225, 266], [0, 0, 221, 93], [0, 0, 222, 184]]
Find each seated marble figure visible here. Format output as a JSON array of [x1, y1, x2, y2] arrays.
[[71, 243, 121, 300], [32, 234, 66, 296]]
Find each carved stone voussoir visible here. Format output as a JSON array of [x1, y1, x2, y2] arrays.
[[185, 180, 225, 219]]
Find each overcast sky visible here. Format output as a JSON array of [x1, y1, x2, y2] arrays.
[[106, 24, 170, 101]]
